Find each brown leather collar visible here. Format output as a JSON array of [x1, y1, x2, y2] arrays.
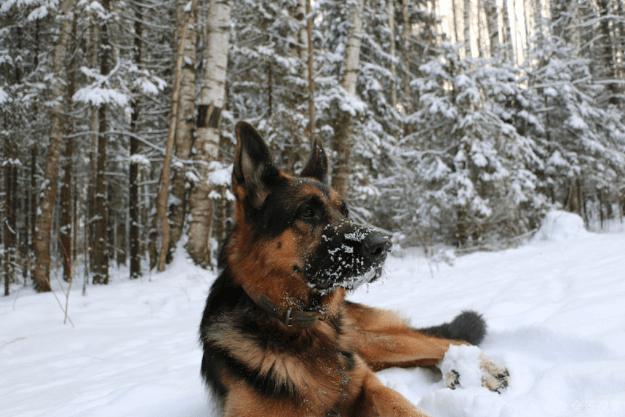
[[242, 284, 320, 329]]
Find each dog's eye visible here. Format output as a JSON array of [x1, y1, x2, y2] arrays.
[[301, 206, 315, 219]]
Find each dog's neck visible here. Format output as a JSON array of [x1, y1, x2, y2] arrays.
[[242, 283, 323, 329]]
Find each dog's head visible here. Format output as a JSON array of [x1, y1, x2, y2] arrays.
[[223, 122, 391, 308]]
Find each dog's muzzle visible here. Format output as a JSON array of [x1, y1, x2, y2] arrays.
[[305, 229, 393, 293]]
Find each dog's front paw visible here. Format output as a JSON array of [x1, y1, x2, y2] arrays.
[[439, 345, 509, 393], [478, 353, 509, 393]]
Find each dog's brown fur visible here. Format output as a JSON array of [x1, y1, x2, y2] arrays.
[[199, 122, 506, 417]]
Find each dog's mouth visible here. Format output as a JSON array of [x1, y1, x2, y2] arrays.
[[307, 263, 385, 295]]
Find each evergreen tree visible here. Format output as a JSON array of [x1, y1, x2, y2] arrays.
[[399, 47, 546, 247]]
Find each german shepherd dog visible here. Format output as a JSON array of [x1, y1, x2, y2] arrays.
[[199, 122, 509, 416]]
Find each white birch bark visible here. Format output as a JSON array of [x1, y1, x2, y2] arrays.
[[298, 0, 315, 140], [341, 0, 363, 96], [297, 0, 309, 80], [331, 0, 363, 198], [403, 0, 413, 121], [388, 0, 397, 109], [187, 0, 231, 268]]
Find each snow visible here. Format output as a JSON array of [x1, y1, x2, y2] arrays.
[[1, 0, 46, 14], [0, 87, 9, 104], [566, 114, 589, 130], [27, 5, 48, 21], [206, 163, 232, 187], [2, 214, 625, 417], [438, 345, 484, 389], [73, 86, 129, 108], [129, 154, 151, 166], [531, 210, 587, 243]]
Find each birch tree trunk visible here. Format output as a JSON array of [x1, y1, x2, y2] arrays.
[[168, 1, 198, 261], [187, 0, 231, 268], [484, 0, 500, 58], [388, 0, 397, 110], [155, 0, 199, 272], [330, 0, 363, 198], [297, 0, 315, 140], [33, 0, 76, 292], [305, 0, 315, 140], [402, 0, 413, 135]]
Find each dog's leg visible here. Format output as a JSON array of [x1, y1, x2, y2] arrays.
[[345, 301, 470, 369], [352, 327, 469, 370], [344, 302, 509, 392], [351, 371, 432, 417], [222, 382, 296, 417]]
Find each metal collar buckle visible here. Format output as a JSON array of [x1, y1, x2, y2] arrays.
[[285, 308, 293, 327]]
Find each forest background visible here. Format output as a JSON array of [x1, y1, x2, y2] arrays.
[[1, 0, 624, 295]]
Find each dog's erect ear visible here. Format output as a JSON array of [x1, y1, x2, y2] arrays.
[[300, 138, 328, 183], [233, 121, 279, 207]]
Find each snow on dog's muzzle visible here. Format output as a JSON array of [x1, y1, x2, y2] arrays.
[[305, 226, 392, 295]]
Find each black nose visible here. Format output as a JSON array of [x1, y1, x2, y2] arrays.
[[363, 233, 392, 261]]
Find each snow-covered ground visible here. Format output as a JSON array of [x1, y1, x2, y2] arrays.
[[2, 211, 625, 417]]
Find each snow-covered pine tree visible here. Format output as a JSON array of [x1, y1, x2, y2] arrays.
[[121, 0, 175, 278], [400, 46, 546, 247], [362, 0, 440, 231], [521, 34, 625, 227], [227, 0, 312, 173], [72, 0, 173, 282]]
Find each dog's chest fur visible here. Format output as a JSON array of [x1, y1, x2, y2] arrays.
[[201, 275, 364, 414]]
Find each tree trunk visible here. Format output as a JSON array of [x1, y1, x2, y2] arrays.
[[306, 0, 316, 140], [4, 162, 16, 295], [330, 0, 363, 199], [92, 0, 112, 285], [484, 0, 500, 58], [187, 0, 231, 268], [60, 131, 74, 282], [60, 18, 77, 283], [402, 0, 413, 135], [86, 20, 99, 282], [129, 130, 141, 278], [388, 0, 397, 110], [116, 213, 127, 266], [168, 0, 198, 262], [129, 4, 143, 279], [33, 0, 76, 292], [298, 0, 316, 140], [11, 165, 19, 280], [21, 165, 29, 282], [29, 144, 37, 282], [92, 109, 109, 284], [597, 0, 620, 106], [155, 0, 199, 272]]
